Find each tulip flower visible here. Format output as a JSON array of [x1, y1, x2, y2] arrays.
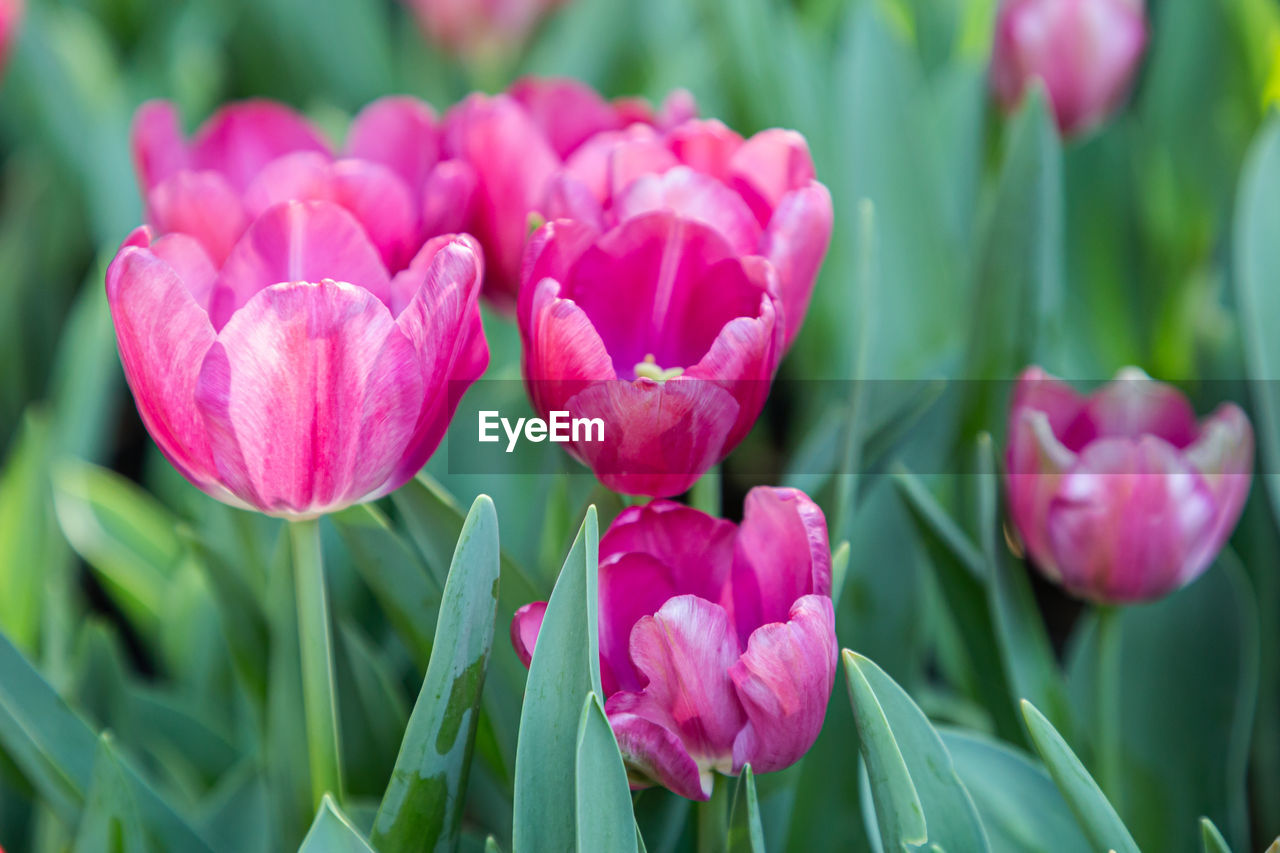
[[0, 0, 20, 74], [131, 97, 474, 273], [442, 77, 695, 305], [990, 0, 1147, 136], [518, 212, 784, 497], [403, 0, 568, 61], [545, 119, 832, 347], [512, 487, 837, 800], [1005, 366, 1253, 603], [105, 199, 487, 518]]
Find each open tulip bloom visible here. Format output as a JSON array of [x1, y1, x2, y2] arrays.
[[512, 487, 837, 800], [1005, 366, 1253, 603], [105, 200, 487, 518]]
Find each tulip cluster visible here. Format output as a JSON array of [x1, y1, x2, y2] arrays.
[[512, 487, 837, 799]]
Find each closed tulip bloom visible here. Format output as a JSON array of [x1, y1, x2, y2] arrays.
[[546, 119, 832, 347], [442, 77, 695, 306], [991, 0, 1147, 136], [519, 212, 784, 497], [105, 200, 487, 517], [0, 0, 20, 74], [404, 0, 568, 61], [1005, 366, 1253, 603], [131, 97, 475, 273], [512, 487, 837, 800]]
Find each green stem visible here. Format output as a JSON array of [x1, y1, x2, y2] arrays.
[[689, 466, 722, 517], [697, 774, 729, 853], [1094, 605, 1123, 811], [291, 518, 344, 808]]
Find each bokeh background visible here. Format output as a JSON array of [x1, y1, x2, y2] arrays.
[[1, 0, 1279, 850]]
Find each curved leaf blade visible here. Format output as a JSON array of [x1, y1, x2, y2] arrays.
[[299, 795, 376, 853], [575, 692, 638, 853]]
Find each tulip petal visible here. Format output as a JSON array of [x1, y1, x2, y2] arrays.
[[189, 100, 331, 192], [607, 707, 711, 800], [420, 158, 478, 240], [147, 232, 219, 312], [194, 280, 425, 517], [762, 182, 833, 347], [600, 501, 737, 603], [508, 76, 625, 158], [345, 96, 441, 191], [131, 100, 189, 191], [667, 120, 744, 181], [1064, 367, 1200, 451], [1046, 436, 1218, 602], [105, 238, 219, 489], [212, 200, 392, 328], [560, 127, 678, 206], [1185, 403, 1254, 569], [1009, 365, 1086, 439], [510, 601, 547, 667], [727, 129, 816, 226], [147, 171, 248, 266], [1006, 408, 1079, 579], [730, 594, 836, 773], [614, 166, 763, 255], [521, 276, 617, 417], [731, 487, 831, 639]]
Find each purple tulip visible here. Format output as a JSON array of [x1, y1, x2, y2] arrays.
[[1005, 366, 1253, 603], [512, 487, 837, 800], [991, 0, 1147, 136]]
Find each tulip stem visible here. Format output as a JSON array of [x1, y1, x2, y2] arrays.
[[1094, 605, 1123, 811], [291, 518, 345, 809], [697, 774, 729, 853]]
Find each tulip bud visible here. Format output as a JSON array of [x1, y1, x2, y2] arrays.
[[1005, 367, 1253, 603], [518, 213, 784, 497], [0, 0, 21, 75], [105, 201, 488, 518], [991, 0, 1147, 136], [512, 487, 837, 800], [403, 0, 568, 62]]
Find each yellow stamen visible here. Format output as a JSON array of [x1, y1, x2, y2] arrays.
[[633, 353, 684, 382]]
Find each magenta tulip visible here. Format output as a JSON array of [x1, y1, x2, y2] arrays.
[[1005, 367, 1253, 603], [518, 212, 784, 497], [545, 119, 832, 347], [441, 77, 695, 306], [991, 0, 1147, 136], [512, 487, 837, 800], [105, 200, 487, 518], [0, 0, 21, 74], [403, 0, 568, 60], [131, 97, 474, 273]]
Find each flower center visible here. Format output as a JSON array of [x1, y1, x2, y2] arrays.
[[633, 353, 684, 382]]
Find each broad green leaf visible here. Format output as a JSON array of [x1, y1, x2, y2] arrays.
[[337, 622, 410, 795], [975, 436, 1071, 738], [1019, 700, 1138, 853], [0, 632, 214, 851], [844, 650, 988, 851], [727, 766, 765, 853], [72, 734, 146, 853], [575, 693, 638, 853], [939, 729, 1090, 853], [0, 409, 60, 651], [372, 496, 501, 853], [1199, 817, 1230, 853], [391, 473, 474, 589], [513, 507, 601, 853], [299, 795, 377, 853]]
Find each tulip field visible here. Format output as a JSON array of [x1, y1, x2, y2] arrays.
[[3, 0, 1280, 851]]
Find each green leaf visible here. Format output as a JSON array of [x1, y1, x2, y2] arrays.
[[0, 409, 62, 652], [372, 496, 501, 853], [0, 632, 215, 851], [844, 650, 988, 851], [727, 766, 765, 853], [975, 435, 1072, 738], [574, 692, 638, 853], [299, 795, 377, 853], [513, 507, 601, 853], [72, 734, 147, 853], [939, 729, 1090, 853], [1019, 700, 1138, 853], [1199, 817, 1231, 853]]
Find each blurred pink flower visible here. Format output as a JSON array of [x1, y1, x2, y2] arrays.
[[545, 119, 832, 347], [518, 213, 784, 497], [1005, 366, 1253, 603], [442, 76, 696, 306], [0, 0, 21, 74], [404, 0, 568, 60], [512, 487, 836, 800], [991, 0, 1147, 136], [106, 200, 487, 518], [131, 97, 475, 273]]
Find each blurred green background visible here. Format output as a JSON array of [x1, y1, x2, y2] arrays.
[[1, 0, 1280, 850]]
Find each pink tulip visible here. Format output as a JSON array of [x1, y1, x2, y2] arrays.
[[404, 0, 568, 61], [131, 97, 475, 273], [441, 77, 696, 306], [1005, 366, 1253, 603], [545, 119, 832, 347], [105, 200, 487, 518], [0, 0, 21, 74], [512, 487, 836, 800], [518, 212, 784, 497], [991, 0, 1147, 136]]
